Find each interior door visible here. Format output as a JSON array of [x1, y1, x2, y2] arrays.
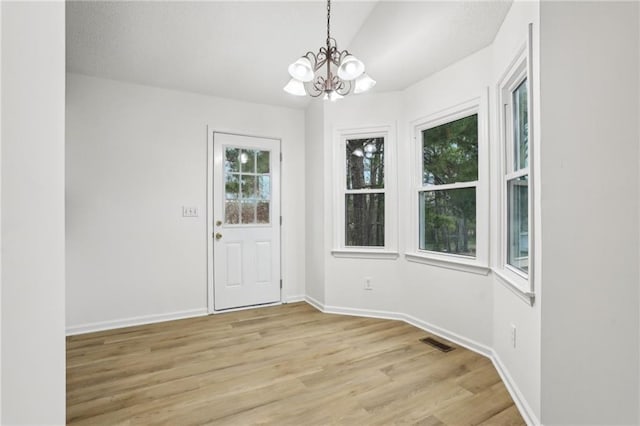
[[212, 133, 281, 310]]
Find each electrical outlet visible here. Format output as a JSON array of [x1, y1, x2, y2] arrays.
[[364, 277, 373, 291], [182, 206, 198, 217], [510, 324, 517, 348]]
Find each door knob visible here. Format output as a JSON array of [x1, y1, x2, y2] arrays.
[[215, 233, 223, 240]]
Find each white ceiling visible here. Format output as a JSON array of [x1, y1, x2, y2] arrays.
[[66, 1, 512, 109]]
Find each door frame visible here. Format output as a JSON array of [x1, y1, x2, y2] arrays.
[[206, 126, 283, 314]]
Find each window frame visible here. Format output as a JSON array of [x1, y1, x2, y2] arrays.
[[494, 28, 535, 304], [332, 124, 398, 259], [406, 96, 489, 275]]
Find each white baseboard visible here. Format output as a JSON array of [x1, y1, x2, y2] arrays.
[[491, 350, 540, 426], [283, 294, 305, 303], [304, 295, 325, 311], [302, 300, 537, 425], [324, 304, 405, 322], [402, 313, 492, 358], [66, 308, 208, 336]]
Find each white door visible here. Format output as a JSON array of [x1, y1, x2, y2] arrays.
[[212, 133, 281, 310]]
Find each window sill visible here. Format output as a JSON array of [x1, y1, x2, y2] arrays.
[[493, 268, 535, 306], [404, 252, 490, 275], [331, 249, 399, 260]]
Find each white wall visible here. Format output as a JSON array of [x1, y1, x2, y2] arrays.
[[490, 2, 542, 422], [402, 49, 494, 349], [322, 92, 405, 316], [66, 74, 305, 331], [311, 49, 495, 349], [1, 2, 66, 424], [305, 100, 325, 305], [307, 6, 540, 422], [539, 2, 639, 424]]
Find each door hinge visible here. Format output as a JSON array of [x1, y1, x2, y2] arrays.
[[280, 279, 283, 289], [280, 216, 282, 225], [280, 152, 283, 162]]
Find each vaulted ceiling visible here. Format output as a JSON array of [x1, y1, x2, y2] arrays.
[[66, 1, 512, 109]]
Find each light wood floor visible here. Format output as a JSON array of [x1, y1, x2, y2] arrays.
[[67, 302, 525, 425]]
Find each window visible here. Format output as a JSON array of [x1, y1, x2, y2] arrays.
[[495, 32, 534, 302], [406, 98, 488, 275], [420, 114, 478, 257], [507, 80, 529, 273], [333, 126, 397, 258], [505, 79, 530, 274], [345, 137, 384, 247], [224, 147, 271, 224]]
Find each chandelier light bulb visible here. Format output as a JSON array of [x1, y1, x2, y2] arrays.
[[337, 55, 365, 81], [353, 73, 377, 94], [283, 78, 307, 96], [239, 152, 249, 164], [364, 143, 377, 154], [352, 148, 364, 157], [287, 57, 314, 82]]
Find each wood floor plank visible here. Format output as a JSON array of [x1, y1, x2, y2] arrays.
[[478, 405, 526, 426], [67, 302, 524, 425]]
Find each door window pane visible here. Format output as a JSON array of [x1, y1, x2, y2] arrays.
[[419, 187, 476, 256], [346, 137, 384, 190], [225, 201, 240, 224], [513, 79, 529, 170], [257, 202, 270, 224], [507, 175, 528, 272], [241, 175, 257, 199], [258, 176, 270, 200], [225, 174, 240, 199], [225, 148, 240, 173], [241, 200, 257, 224], [257, 151, 270, 174], [240, 149, 256, 173], [345, 193, 385, 247], [423, 115, 478, 185]]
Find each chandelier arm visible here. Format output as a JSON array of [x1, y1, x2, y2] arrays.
[[335, 80, 352, 96], [337, 49, 350, 64], [303, 51, 318, 69], [307, 77, 326, 97], [315, 47, 329, 71], [332, 75, 351, 96]]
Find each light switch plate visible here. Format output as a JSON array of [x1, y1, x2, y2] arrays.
[[182, 206, 198, 217]]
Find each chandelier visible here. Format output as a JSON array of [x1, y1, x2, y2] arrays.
[[283, 0, 376, 101]]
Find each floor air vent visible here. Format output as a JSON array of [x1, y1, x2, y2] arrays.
[[420, 337, 455, 352]]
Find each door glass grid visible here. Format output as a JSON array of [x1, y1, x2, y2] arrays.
[[224, 147, 271, 224]]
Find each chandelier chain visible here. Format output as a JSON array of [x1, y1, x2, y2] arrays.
[[326, 0, 331, 46]]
